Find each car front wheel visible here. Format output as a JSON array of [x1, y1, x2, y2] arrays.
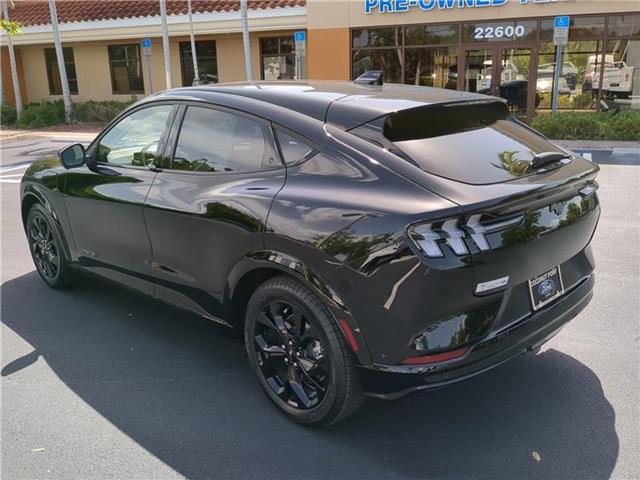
[[244, 276, 363, 427], [26, 203, 76, 288]]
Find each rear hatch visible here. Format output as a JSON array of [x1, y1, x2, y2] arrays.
[[350, 99, 600, 328]]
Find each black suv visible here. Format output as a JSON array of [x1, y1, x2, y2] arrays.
[[21, 82, 600, 426]]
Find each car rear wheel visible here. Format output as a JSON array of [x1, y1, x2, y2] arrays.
[[26, 204, 76, 289], [244, 276, 363, 427]]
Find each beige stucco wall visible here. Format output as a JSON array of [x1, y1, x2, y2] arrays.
[[308, 0, 640, 29], [16, 30, 299, 103]]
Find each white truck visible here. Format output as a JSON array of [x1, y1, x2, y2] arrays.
[[587, 54, 635, 98], [476, 60, 524, 91]]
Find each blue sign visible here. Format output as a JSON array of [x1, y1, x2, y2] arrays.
[[294, 31, 306, 42], [365, 0, 560, 15], [554, 16, 570, 28], [141, 38, 152, 49]]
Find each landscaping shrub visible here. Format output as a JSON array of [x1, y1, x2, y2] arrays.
[[531, 110, 640, 141], [16, 100, 65, 128], [1, 103, 17, 126], [74, 99, 134, 123]]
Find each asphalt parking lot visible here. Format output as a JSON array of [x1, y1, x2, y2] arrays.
[[1, 135, 639, 479]]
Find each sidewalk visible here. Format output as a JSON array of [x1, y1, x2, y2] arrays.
[[556, 140, 640, 151]]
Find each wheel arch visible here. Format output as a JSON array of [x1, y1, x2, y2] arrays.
[[225, 251, 372, 365], [21, 186, 73, 262]]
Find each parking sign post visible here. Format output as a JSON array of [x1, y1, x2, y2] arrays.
[[142, 38, 153, 94], [294, 31, 306, 80], [552, 16, 570, 113]]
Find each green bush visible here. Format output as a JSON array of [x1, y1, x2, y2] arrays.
[[1, 103, 17, 126], [74, 99, 134, 123], [531, 111, 640, 141], [16, 100, 65, 128], [8, 98, 135, 129]]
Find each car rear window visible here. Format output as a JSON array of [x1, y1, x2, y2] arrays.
[[351, 101, 565, 185]]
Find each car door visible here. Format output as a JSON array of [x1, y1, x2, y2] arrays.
[[143, 103, 286, 321], [62, 103, 176, 294]]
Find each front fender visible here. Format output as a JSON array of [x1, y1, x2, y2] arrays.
[[21, 169, 76, 263], [225, 250, 373, 365]]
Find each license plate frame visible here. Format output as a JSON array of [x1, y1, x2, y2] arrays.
[[528, 266, 565, 311]]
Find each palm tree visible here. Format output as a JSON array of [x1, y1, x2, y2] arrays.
[[1, 0, 23, 117], [48, 0, 73, 123]]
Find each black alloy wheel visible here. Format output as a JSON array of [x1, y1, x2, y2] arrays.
[[245, 276, 363, 427], [26, 204, 76, 288], [29, 212, 59, 281], [254, 300, 329, 409]]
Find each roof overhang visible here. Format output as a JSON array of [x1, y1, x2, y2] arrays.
[[0, 6, 307, 46]]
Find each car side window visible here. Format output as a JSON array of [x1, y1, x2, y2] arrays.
[[171, 106, 279, 173], [275, 128, 317, 164], [94, 105, 173, 166]]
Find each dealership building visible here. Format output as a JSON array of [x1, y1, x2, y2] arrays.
[[1, 0, 639, 121]]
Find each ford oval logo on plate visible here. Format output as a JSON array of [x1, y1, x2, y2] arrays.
[[528, 266, 565, 311], [538, 279, 556, 296]]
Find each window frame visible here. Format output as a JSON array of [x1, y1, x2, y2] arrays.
[[107, 43, 145, 95], [86, 101, 178, 171], [44, 46, 79, 95], [163, 102, 286, 176]]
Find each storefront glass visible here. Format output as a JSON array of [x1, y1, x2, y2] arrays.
[[352, 48, 403, 82], [351, 13, 640, 119], [404, 47, 457, 89], [405, 24, 459, 45]]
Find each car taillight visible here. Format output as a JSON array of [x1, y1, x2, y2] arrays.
[[408, 214, 523, 258]]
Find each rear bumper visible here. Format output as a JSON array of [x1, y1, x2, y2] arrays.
[[360, 273, 594, 400]]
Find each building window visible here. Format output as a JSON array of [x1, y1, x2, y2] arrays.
[[179, 41, 218, 86], [352, 28, 401, 48], [260, 36, 296, 80], [44, 47, 78, 95], [405, 24, 459, 46], [351, 27, 403, 83], [108, 44, 144, 95]]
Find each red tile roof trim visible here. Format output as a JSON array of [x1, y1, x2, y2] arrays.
[[4, 0, 306, 27]]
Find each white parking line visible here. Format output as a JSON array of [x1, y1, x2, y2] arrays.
[[0, 163, 30, 184], [0, 162, 33, 173]]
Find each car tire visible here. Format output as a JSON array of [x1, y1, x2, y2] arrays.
[[244, 275, 364, 427], [26, 203, 77, 289]]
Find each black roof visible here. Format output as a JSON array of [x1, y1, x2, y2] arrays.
[[156, 81, 487, 130]]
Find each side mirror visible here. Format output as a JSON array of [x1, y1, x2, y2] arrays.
[[59, 143, 86, 169]]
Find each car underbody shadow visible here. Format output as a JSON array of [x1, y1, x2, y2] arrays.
[[1, 270, 618, 479]]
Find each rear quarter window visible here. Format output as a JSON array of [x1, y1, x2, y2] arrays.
[[275, 128, 318, 165]]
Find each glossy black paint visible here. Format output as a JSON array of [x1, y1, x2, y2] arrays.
[[20, 82, 600, 398]]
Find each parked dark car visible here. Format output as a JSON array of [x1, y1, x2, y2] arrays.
[[21, 82, 600, 426]]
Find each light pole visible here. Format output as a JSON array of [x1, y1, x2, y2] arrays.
[[159, 0, 172, 89], [187, 0, 200, 85], [240, 0, 253, 82]]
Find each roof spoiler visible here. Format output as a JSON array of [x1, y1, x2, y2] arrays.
[[383, 99, 510, 142]]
